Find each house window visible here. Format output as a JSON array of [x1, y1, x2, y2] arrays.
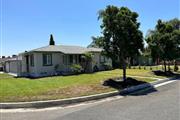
[[30, 54, 34, 66], [43, 54, 52, 66], [100, 55, 105, 63], [63, 55, 67, 65]]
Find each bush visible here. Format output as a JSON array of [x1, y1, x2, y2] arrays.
[[102, 63, 112, 70], [70, 64, 83, 74], [54, 64, 59, 72], [138, 65, 141, 69], [174, 65, 179, 72], [150, 66, 152, 70], [93, 65, 99, 72], [144, 66, 146, 70]]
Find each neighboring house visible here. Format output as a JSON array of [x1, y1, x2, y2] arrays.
[[0, 56, 18, 72], [0, 59, 3, 71], [5, 45, 112, 77]]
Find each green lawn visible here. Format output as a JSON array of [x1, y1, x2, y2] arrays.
[[0, 69, 167, 102], [131, 65, 180, 72]]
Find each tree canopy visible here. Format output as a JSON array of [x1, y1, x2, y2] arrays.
[[98, 5, 144, 80], [146, 18, 180, 72]]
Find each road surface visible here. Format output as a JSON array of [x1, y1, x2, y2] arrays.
[[1, 80, 180, 120]]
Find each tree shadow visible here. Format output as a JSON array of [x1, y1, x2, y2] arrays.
[[153, 70, 180, 78], [103, 77, 158, 96]]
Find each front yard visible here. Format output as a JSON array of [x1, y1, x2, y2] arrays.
[[0, 69, 167, 102]]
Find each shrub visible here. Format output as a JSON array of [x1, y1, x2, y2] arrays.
[[93, 65, 99, 72], [144, 66, 146, 70], [174, 65, 179, 72], [150, 66, 152, 70], [138, 65, 141, 69], [70, 64, 83, 74], [54, 64, 59, 72], [102, 62, 112, 70]]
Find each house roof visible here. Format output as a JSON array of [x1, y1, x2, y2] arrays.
[[23, 45, 102, 54], [0, 57, 17, 63]]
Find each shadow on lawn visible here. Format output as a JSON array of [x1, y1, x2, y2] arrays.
[[103, 77, 158, 96], [153, 70, 180, 78]]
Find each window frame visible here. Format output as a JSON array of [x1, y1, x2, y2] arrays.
[[63, 55, 67, 65], [43, 53, 52, 66], [100, 55, 105, 63]]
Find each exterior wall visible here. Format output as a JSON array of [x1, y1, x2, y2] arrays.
[[20, 52, 84, 77], [20, 55, 27, 74], [5, 62, 10, 72], [5, 60, 21, 75], [19, 51, 112, 77], [30, 52, 64, 77]]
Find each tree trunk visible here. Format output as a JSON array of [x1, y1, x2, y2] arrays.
[[174, 60, 177, 72], [164, 60, 167, 73], [168, 61, 171, 71], [122, 59, 127, 82]]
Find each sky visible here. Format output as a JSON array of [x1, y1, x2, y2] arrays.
[[0, 0, 179, 56]]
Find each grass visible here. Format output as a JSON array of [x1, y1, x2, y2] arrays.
[[131, 65, 180, 72], [0, 69, 169, 102]]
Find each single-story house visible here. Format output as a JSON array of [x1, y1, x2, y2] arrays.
[[0, 56, 18, 72], [4, 45, 112, 77]]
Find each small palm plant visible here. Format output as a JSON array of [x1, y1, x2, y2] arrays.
[[81, 52, 94, 72]]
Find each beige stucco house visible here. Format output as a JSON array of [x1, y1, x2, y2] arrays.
[[4, 45, 112, 77]]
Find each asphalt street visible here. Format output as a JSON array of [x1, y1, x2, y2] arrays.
[[1, 80, 180, 120]]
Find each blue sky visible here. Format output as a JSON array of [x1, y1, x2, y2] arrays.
[[1, 0, 179, 56]]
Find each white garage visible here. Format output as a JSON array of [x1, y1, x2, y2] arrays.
[[5, 60, 21, 75]]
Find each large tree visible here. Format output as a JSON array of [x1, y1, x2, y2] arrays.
[[98, 6, 144, 81], [146, 18, 180, 72]]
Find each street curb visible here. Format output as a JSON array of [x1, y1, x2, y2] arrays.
[[0, 77, 177, 109]]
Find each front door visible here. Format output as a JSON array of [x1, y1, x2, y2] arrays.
[[25, 55, 29, 72]]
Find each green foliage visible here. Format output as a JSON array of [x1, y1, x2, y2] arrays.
[[146, 18, 180, 72], [49, 34, 55, 45], [81, 52, 94, 72], [81, 52, 93, 62], [88, 36, 104, 48], [70, 64, 83, 74], [102, 62, 113, 70], [98, 5, 144, 80], [54, 64, 59, 72], [144, 66, 146, 70], [150, 66, 152, 70], [174, 65, 179, 72]]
